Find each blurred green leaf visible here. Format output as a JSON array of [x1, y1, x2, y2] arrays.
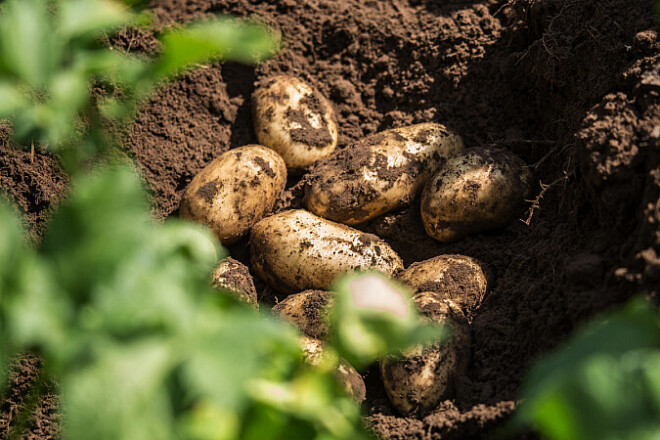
[[0, 82, 27, 116], [328, 272, 447, 370], [179, 400, 240, 440], [155, 19, 280, 78], [0, 199, 27, 381], [182, 311, 299, 410], [516, 299, 660, 440], [249, 372, 368, 440], [62, 339, 176, 440], [118, 0, 151, 9], [3, 256, 72, 362], [0, 0, 60, 86], [59, 0, 133, 41], [0, 200, 26, 283], [40, 163, 151, 301]]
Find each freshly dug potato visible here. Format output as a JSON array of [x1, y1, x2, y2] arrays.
[[421, 147, 531, 242], [252, 76, 338, 172], [380, 292, 470, 415], [180, 145, 287, 245], [304, 123, 465, 225], [300, 336, 366, 403], [211, 257, 258, 308], [399, 255, 488, 312], [272, 290, 334, 339], [250, 210, 403, 293]]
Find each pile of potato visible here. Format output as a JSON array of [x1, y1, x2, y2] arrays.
[[180, 75, 531, 414]]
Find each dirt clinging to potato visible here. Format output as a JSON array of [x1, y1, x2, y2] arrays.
[[1, 0, 659, 438]]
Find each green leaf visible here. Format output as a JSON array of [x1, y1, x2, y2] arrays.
[[180, 311, 299, 410], [0, 82, 27, 116], [0, 199, 26, 283], [0, 0, 61, 86], [41, 163, 151, 302], [62, 339, 177, 440], [45, 69, 90, 145], [248, 372, 367, 440], [516, 299, 660, 440], [179, 400, 240, 440], [155, 18, 280, 78], [118, 0, 151, 9], [3, 256, 73, 365], [328, 272, 447, 369], [59, 0, 134, 41]]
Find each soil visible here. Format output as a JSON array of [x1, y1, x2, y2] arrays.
[[1, 0, 659, 438]]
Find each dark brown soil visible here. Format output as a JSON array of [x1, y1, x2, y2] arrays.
[[1, 0, 659, 438]]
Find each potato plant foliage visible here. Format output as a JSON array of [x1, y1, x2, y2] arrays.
[[0, 1, 447, 439], [515, 299, 660, 440]]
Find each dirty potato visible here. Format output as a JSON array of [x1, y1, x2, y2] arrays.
[[179, 145, 287, 245], [421, 147, 531, 242], [272, 290, 334, 339], [300, 336, 367, 403], [304, 123, 465, 225], [250, 210, 403, 293], [252, 76, 338, 172], [380, 292, 470, 415], [211, 257, 258, 308], [399, 255, 488, 312]]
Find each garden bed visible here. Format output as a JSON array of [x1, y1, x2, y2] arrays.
[[1, 0, 658, 438]]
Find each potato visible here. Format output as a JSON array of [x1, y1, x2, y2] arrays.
[[421, 147, 531, 242], [211, 257, 258, 308], [252, 76, 338, 172], [304, 123, 465, 225], [250, 209, 403, 293], [272, 290, 333, 339], [300, 336, 366, 403], [179, 145, 287, 245], [399, 255, 487, 312], [380, 292, 470, 415]]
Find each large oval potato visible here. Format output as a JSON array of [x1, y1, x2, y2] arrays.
[[380, 292, 470, 415], [421, 147, 531, 242], [250, 210, 403, 293], [272, 290, 334, 339], [179, 145, 287, 245], [252, 76, 338, 172], [211, 257, 258, 308], [399, 255, 488, 312], [304, 123, 465, 225], [300, 336, 366, 403]]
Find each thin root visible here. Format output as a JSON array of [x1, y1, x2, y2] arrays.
[[520, 173, 570, 226]]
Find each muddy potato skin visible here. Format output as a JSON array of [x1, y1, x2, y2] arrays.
[[380, 293, 471, 415], [250, 210, 404, 293], [421, 147, 531, 242], [211, 257, 258, 308], [304, 123, 465, 225], [252, 76, 338, 172], [300, 336, 367, 403], [272, 290, 333, 339], [179, 145, 287, 245], [399, 255, 488, 312]]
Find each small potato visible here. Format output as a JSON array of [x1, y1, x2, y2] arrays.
[[300, 336, 367, 403], [252, 76, 338, 172], [399, 255, 487, 312], [211, 257, 258, 308], [421, 148, 531, 242], [250, 210, 403, 293], [179, 145, 287, 245], [304, 123, 465, 225], [272, 290, 334, 339], [380, 292, 470, 415]]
